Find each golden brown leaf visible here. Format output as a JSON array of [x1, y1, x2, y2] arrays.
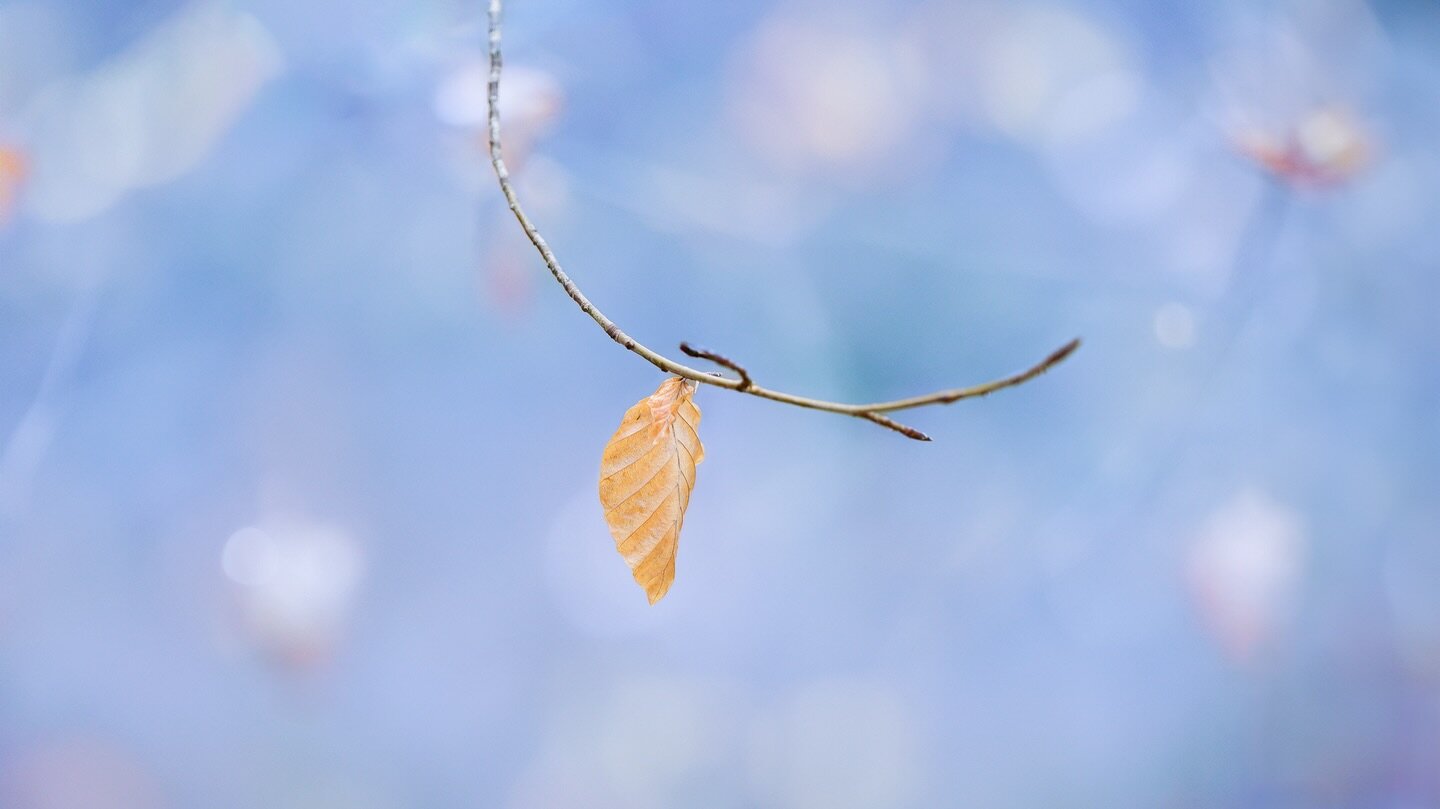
[[599, 377, 704, 604]]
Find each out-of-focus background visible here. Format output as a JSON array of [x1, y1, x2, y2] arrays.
[[1, 0, 1437, 805]]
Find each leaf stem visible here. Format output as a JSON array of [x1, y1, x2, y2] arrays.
[[486, 0, 1076, 440]]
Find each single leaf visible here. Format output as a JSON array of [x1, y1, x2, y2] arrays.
[[599, 377, 704, 604]]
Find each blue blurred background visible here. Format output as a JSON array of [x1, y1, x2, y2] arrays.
[[2, 0, 1438, 806]]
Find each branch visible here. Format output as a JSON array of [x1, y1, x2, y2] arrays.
[[679, 342, 753, 390], [486, 0, 1077, 441], [859, 337, 1080, 413]]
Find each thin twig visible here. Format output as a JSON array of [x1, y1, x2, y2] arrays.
[[859, 337, 1080, 413], [486, 0, 1076, 440], [858, 412, 932, 442], [679, 342, 753, 390]]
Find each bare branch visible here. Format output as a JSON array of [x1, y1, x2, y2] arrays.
[[486, 0, 1076, 439], [679, 342, 753, 390]]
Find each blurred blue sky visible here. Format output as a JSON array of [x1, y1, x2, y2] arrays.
[[1, 0, 1438, 806]]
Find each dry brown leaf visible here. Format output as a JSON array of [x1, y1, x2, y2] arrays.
[[599, 377, 704, 604]]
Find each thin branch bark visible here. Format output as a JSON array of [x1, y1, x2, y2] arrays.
[[486, 0, 1077, 440], [679, 342, 753, 390]]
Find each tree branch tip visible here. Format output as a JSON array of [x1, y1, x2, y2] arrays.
[[1051, 337, 1082, 364], [678, 341, 753, 390], [859, 411, 932, 441]]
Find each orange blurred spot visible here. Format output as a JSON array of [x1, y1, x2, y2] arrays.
[[0, 145, 26, 224], [1232, 106, 1371, 188]]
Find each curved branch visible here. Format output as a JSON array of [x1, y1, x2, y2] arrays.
[[486, 0, 1076, 440]]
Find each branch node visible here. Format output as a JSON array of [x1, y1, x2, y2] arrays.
[[680, 342, 754, 391]]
